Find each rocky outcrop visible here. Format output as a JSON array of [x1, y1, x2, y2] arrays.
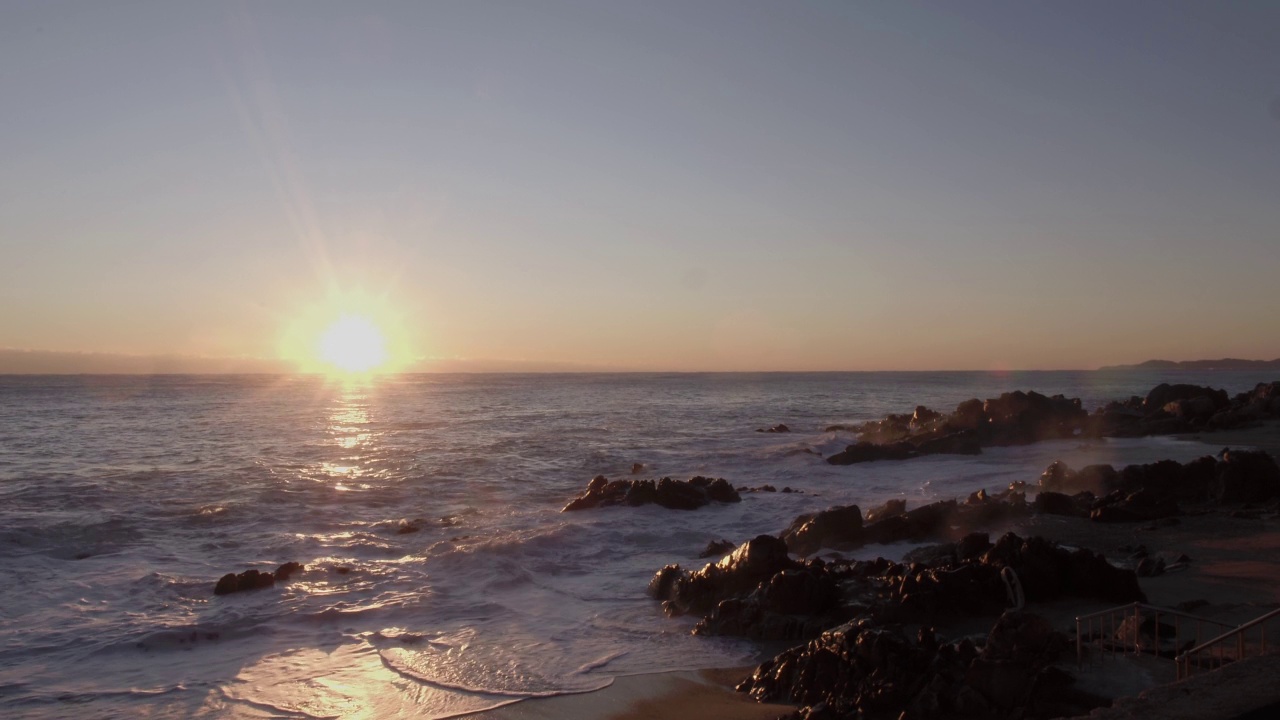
[[740, 610, 1109, 720], [1033, 450, 1280, 517], [561, 475, 741, 511], [828, 381, 1280, 467], [1209, 449, 1280, 503], [214, 562, 303, 596], [780, 505, 864, 556], [649, 535, 796, 616], [827, 391, 1083, 465], [782, 491, 1029, 556], [652, 530, 1142, 650]]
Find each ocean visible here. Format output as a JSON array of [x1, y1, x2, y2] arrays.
[[0, 370, 1273, 719]]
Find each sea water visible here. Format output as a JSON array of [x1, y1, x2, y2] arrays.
[[0, 371, 1272, 718]]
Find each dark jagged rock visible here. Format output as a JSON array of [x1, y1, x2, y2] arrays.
[[1034, 452, 1279, 511], [741, 610, 1101, 720], [782, 505, 863, 555], [648, 534, 795, 616], [561, 475, 741, 511], [1089, 489, 1180, 523], [826, 440, 915, 465], [1144, 383, 1229, 415], [1210, 449, 1280, 503], [1033, 490, 1087, 517], [757, 423, 791, 433], [214, 562, 304, 596], [694, 565, 843, 640], [699, 538, 736, 558], [1038, 461, 1120, 495], [783, 494, 1030, 556], [828, 380, 1280, 469], [863, 498, 906, 524]]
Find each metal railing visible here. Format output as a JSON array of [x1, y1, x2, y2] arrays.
[[1175, 607, 1280, 680], [1075, 602, 1234, 672]]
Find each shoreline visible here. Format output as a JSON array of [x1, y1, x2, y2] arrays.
[[485, 420, 1280, 720], [461, 667, 793, 720]]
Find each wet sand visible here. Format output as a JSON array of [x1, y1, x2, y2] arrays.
[[460, 667, 793, 720]]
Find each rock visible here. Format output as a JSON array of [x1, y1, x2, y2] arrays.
[[1033, 490, 1086, 517], [213, 563, 303, 596], [698, 539, 736, 558], [950, 398, 988, 430], [1144, 383, 1229, 415], [956, 531, 993, 560], [274, 561, 302, 582], [915, 430, 983, 455], [739, 610, 1085, 720], [1209, 450, 1280, 503], [1039, 462, 1119, 495], [911, 405, 941, 428], [649, 535, 795, 616], [694, 565, 842, 640], [757, 423, 791, 433], [863, 498, 906, 523], [630, 462, 645, 474], [825, 440, 915, 465], [782, 505, 863, 555], [562, 475, 741, 511], [1090, 489, 1180, 523]]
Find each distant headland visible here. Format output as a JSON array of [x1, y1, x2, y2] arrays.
[[1100, 358, 1280, 371]]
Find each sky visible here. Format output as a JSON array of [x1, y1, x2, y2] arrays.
[[2, 1, 1279, 372]]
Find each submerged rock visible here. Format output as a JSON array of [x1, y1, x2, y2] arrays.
[[214, 562, 304, 596], [561, 475, 741, 511]]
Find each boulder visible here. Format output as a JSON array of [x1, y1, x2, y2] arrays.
[[649, 534, 795, 616], [825, 440, 914, 465], [1209, 450, 1280, 503], [1144, 383, 1229, 414], [562, 475, 741, 511], [698, 538, 736, 558], [782, 505, 863, 555], [214, 562, 304, 596], [863, 498, 906, 523]]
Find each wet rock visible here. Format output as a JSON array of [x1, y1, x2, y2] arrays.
[[863, 498, 906, 523], [698, 538, 736, 558], [694, 565, 842, 640], [649, 534, 795, 616], [561, 475, 741, 511], [757, 423, 791, 433], [781, 505, 863, 555], [825, 440, 915, 465], [214, 563, 303, 596], [740, 610, 1086, 720]]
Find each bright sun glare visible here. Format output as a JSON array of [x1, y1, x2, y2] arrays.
[[318, 314, 389, 374]]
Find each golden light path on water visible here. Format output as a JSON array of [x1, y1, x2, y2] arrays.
[[211, 380, 536, 719]]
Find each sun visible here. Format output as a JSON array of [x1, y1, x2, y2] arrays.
[[317, 314, 389, 374]]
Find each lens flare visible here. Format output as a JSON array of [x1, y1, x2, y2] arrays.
[[318, 314, 389, 374]]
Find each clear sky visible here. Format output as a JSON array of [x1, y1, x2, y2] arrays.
[[2, 1, 1278, 372]]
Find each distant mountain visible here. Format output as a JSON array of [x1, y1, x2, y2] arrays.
[[1099, 358, 1280, 371]]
